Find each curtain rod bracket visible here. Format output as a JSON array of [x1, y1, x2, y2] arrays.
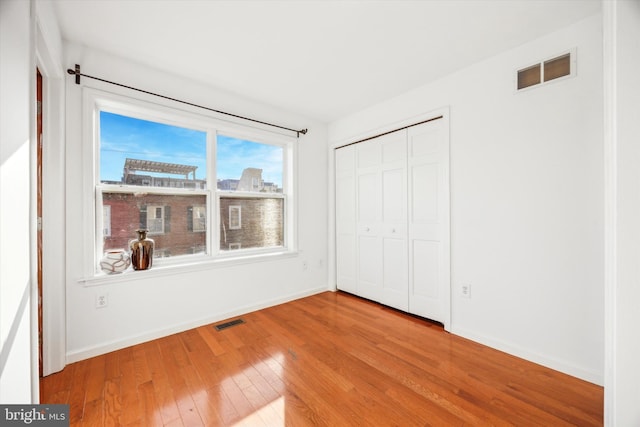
[[65, 63, 307, 138], [66, 64, 81, 84]]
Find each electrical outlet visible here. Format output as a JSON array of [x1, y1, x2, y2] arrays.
[[96, 293, 108, 308], [461, 284, 471, 298], [302, 260, 308, 271]]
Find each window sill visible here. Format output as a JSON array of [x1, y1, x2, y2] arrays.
[[79, 250, 299, 287]]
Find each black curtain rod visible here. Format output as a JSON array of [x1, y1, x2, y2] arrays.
[[338, 115, 444, 148], [66, 64, 308, 138]]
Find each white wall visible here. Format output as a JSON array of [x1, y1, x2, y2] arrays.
[[62, 44, 329, 362], [605, 0, 640, 424], [330, 15, 603, 384], [0, 0, 35, 402]]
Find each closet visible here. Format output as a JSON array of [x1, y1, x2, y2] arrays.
[[335, 116, 450, 326]]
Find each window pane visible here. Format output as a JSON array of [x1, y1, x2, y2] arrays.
[[219, 197, 283, 251], [147, 205, 164, 234], [229, 205, 241, 230], [192, 206, 206, 232], [103, 205, 111, 237], [100, 111, 207, 188], [216, 135, 283, 193], [103, 192, 207, 258]]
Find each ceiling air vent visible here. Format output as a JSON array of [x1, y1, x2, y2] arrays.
[[517, 50, 575, 91], [543, 53, 571, 82], [517, 63, 541, 90]]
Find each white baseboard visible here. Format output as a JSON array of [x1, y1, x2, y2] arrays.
[[450, 325, 604, 386], [66, 286, 327, 364]]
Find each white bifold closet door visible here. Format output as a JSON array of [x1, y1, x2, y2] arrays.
[[407, 121, 450, 322], [335, 145, 357, 295], [355, 130, 408, 311], [335, 116, 449, 326]]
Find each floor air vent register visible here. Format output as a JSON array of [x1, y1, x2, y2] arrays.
[[214, 318, 245, 331]]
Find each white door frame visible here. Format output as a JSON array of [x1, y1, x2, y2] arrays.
[[35, 7, 67, 380]]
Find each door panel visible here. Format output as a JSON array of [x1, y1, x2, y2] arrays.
[[379, 132, 408, 310], [412, 240, 439, 298], [383, 236, 409, 310], [408, 120, 450, 324], [382, 135, 406, 163], [409, 127, 440, 157], [357, 139, 380, 168], [336, 174, 355, 231], [336, 237, 357, 292], [358, 234, 382, 300], [411, 163, 439, 223], [335, 146, 357, 293], [355, 139, 382, 300], [383, 168, 404, 222], [358, 172, 379, 222]]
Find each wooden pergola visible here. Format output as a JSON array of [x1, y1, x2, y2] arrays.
[[123, 158, 199, 181]]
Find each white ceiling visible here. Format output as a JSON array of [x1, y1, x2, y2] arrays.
[[52, 0, 600, 123]]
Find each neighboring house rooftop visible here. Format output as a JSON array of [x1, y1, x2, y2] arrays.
[[124, 158, 199, 180]]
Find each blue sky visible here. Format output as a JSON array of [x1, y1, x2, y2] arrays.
[[216, 135, 283, 186], [100, 111, 283, 187]]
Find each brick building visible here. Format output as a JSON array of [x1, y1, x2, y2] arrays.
[[102, 159, 283, 257], [103, 192, 207, 257], [219, 197, 283, 250]]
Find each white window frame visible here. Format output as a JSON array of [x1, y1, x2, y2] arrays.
[[82, 88, 297, 281]]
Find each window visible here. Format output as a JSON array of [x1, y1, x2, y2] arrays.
[[89, 90, 295, 275], [103, 206, 111, 237], [216, 135, 286, 252], [188, 206, 206, 232], [145, 205, 167, 234], [99, 110, 207, 266], [229, 206, 241, 230]]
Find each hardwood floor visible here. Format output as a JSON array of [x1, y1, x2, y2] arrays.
[[40, 291, 603, 426]]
